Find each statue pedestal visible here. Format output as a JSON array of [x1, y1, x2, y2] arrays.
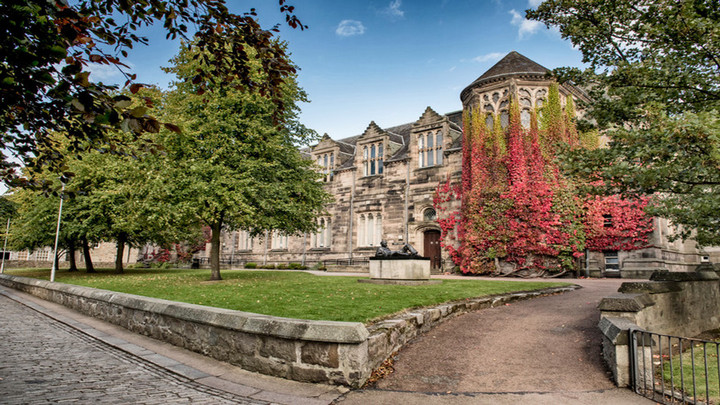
[[359, 258, 440, 286]]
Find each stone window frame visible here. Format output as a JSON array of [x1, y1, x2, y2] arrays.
[[237, 230, 253, 252], [316, 151, 335, 182], [362, 142, 384, 177], [418, 130, 443, 168], [423, 207, 437, 222], [357, 212, 382, 247], [35, 249, 49, 261], [271, 231, 288, 251], [311, 217, 331, 249]]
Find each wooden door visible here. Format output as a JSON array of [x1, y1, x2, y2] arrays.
[[424, 230, 442, 270]]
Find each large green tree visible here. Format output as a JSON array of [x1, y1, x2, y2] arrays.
[[159, 41, 330, 280], [1, 0, 304, 187], [528, 0, 720, 245]]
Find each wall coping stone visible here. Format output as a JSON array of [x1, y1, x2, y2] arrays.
[[0, 274, 369, 343], [618, 281, 681, 294], [598, 316, 643, 345], [598, 292, 655, 312], [650, 270, 719, 282]]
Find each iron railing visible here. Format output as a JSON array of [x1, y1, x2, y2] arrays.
[[631, 329, 720, 404]]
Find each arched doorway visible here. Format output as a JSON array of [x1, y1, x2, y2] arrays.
[[423, 230, 441, 270]]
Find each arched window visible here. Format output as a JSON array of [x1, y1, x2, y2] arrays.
[[436, 131, 443, 165], [423, 208, 437, 221], [358, 214, 366, 247], [419, 131, 443, 168], [362, 142, 383, 176], [378, 144, 383, 174], [366, 214, 374, 246], [363, 146, 369, 176]]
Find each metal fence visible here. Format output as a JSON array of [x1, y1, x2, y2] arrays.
[[631, 329, 720, 404]]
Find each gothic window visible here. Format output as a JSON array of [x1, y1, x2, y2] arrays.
[[312, 218, 331, 248], [423, 208, 437, 221], [486, 115, 494, 129], [419, 132, 443, 168], [358, 213, 382, 247], [521, 109, 531, 129], [271, 232, 288, 250], [316, 152, 334, 182], [436, 131, 443, 165], [362, 142, 383, 176], [237, 230, 253, 251], [500, 111, 509, 129], [363, 146, 369, 176]]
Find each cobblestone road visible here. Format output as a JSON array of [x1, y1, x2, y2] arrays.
[[0, 294, 266, 404]]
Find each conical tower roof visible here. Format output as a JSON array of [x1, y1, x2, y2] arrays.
[[460, 51, 551, 101]]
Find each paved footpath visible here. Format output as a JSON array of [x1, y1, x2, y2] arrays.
[[0, 288, 345, 405], [335, 277, 655, 405]]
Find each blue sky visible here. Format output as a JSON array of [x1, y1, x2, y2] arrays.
[[90, 0, 585, 141]]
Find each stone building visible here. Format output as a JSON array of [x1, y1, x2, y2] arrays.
[[203, 51, 717, 278]]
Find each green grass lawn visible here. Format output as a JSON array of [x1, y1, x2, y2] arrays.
[[661, 341, 720, 403], [5, 268, 569, 323]]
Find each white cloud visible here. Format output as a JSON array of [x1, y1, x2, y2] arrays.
[[336, 20, 366, 37], [383, 0, 404, 18], [527, 0, 544, 7], [86, 61, 135, 84], [509, 9, 543, 39], [473, 52, 504, 63]]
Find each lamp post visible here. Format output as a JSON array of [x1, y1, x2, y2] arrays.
[[0, 218, 9, 274], [50, 183, 65, 282]]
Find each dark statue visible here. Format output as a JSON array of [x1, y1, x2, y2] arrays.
[[375, 240, 421, 258]]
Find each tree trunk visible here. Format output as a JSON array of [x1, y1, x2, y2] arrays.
[[115, 233, 127, 274], [67, 239, 78, 272], [82, 237, 96, 273], [210, 221, 222, 280]]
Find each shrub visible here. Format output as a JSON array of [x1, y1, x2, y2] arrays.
[[276, 263, 289, 270], [288, 262, 307, 270], [244, 262, 257, 269]]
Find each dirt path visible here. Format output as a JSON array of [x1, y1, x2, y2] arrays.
[[372, 278, 626, 394]]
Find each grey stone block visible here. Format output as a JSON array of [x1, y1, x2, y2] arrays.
[[598, 293, 655, 312]]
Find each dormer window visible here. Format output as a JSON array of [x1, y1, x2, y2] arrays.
[[317, 152, 334, 182], [419, 131, 443, 168], [362, 142, 383, 176]]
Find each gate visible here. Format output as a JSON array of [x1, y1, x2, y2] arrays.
[[630, 329, 720, 404]]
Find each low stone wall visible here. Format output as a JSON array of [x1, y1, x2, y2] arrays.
[[598, 270, 720, 386], [0, 273, 575, 387]]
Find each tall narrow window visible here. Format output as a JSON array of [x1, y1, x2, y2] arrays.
[[426, 133, 434, 166], [358, 214, 366, 247], [378, 144, 383, 174], [436, 131, 443, 165], [366, 214, 374, 246], [375, 214, 382, 246], [419, 131, 443, 168], [363, 146, 369, 176], [329, 153, 334, 181], [362, 142, 384, 176]]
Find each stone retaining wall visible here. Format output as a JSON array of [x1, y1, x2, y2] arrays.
[[598, 270, 720, 386], [0, 273, 575, 387]]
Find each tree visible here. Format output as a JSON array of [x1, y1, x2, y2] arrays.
[[528, 0, 720, 246], [158, 41, 330, 280], [1, 0, 304, 187]]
